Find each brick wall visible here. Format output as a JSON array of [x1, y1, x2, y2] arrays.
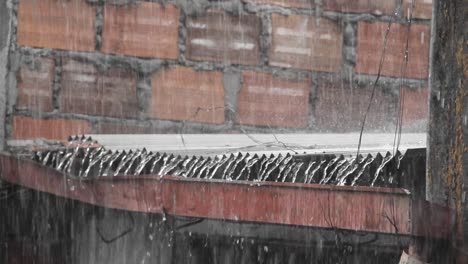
[[4, 0, 432, 140]]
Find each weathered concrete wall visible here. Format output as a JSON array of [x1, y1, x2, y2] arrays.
[[2, 0, 432, 142], [426, 0, 467, 262], [0, 0, 12, 150]]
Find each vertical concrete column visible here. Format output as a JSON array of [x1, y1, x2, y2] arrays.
[[0, 0, 12, 150], [426, 0, 467, 262]]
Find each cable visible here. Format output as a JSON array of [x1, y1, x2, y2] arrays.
[[393, 0, 416, 155], [356, 17, 397, 159]]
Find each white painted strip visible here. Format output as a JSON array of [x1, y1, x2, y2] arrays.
[[230, 42, 255, 50], [65, 73, 96, 83], [420, 31, 425, 44], [276, 27, 311, 38], [160, 20, 176, 27], [191, 38, 216, 48], [22, 71, 50, 79], [319, 33, 333, 40], [62, 63, 95, 73], [137, 18, 175, 27], [270, 62, 292, 68], [188, 22, 207, 29], [275, 46, 311, 55], [248, 85, 305, 97]]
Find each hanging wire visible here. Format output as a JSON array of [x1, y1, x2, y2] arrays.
[[357, 0, 416, 159], [393, 0, 416, 155], [356, 4, 400, 159]]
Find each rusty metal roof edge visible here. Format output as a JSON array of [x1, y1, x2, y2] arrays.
[[160, 175, 412, 196], [0, 153, 453, 239], [0, 153, 163, 213], [2, 152, 412, 196]]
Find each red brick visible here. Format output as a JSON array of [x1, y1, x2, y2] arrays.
[[102, 2, 180, 59], [95, 122, 152, 134], [150, 66, 225, 124], [402, 0, 432, 19], [60, 59, 99, 115], [401, 86, 428, 124], [314, 80, 392, 131], [237, 71, 310, 128], [100, 68, 139, 118], [186, 10, 261, 65], [323, 0, 395, 15], [242, 0, 313, 9], [60, 59, 138, 118], [17, 0, 95, 52], [269, 14, 343, 72], [17, 57, 54, 112], [356, 22, 430, 79], [12, 116, 91, 140]]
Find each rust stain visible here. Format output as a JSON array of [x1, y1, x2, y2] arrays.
[[427, 169, 432, 187], [444, 84, 466, 240], [456, 40, 468, 78]]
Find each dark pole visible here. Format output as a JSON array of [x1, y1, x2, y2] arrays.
[[427, 0, 467, 262]]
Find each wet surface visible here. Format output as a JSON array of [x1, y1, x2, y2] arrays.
[[0, 188, 405, 264], [29, 135, 412, 188]]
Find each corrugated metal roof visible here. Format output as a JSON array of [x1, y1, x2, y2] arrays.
[[81, 133, 426, 156], [24, 133, 426, 188], [0, 132, 453, 240]]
